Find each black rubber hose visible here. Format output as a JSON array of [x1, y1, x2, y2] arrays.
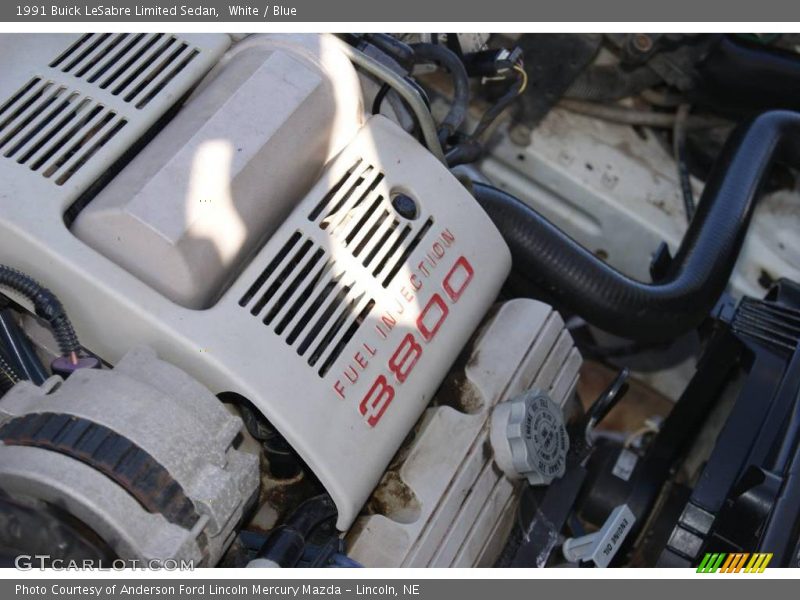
[[0, 265, 81, 360], [255, 495, 337, 567], [696, 36, 800, 114], [411, 43, 470, 144], [285, 494, 337, 535], [471, 111, 800, 343], [362, 33, 416, 69]]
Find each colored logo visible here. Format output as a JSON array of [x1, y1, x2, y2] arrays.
[[696, 552, 773, 573]]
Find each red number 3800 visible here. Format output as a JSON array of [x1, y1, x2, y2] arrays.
[[359, 256, 474, 427]]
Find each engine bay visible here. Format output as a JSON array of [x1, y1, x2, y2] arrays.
[[1, 32, 799, 569]]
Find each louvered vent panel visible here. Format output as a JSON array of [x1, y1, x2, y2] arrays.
[[309, 159, 435, 288], [732, 296, 800, 354], [0, 77, 127, 186], [49, 33, 200, 109], [239, 232, 376, 377]]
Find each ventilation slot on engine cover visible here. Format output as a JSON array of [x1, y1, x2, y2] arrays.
[[239, 231, 376, 377], [309, 159, 435, 288], [0, 77, 128, 186], [49, 33, 200, 109]]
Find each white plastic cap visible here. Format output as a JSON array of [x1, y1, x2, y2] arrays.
[[489, 389, 569, 486]]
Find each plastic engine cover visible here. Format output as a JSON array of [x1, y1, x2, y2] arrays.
[[228, 117, 512, 528], [72, 34, 363, 309], [0, 112, 511, 530]]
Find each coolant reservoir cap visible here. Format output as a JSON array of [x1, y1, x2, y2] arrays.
[[490, 389, 569, 486]]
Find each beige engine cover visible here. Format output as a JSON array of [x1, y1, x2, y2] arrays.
[[0, 95, 511, 527], [72, 34, 364, 309]]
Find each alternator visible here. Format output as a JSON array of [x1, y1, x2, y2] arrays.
[[0, 347, 259, 566]]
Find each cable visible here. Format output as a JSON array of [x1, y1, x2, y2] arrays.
[[411, 42, 470, 144], [0, 265, 81, 364], [673, 103, 696, 222], [513, 64, 528, 94], [371, 83, 391, 115], [446, 66, 527, 167], [471, 66, 526, 142], [641, 87, 685, 108], [0, 309, 48, 385], [371, 79, 432, 143], [559, 98, 728, 130], [332, 36, 445, 163]]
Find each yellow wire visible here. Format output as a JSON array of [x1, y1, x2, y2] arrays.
[[513, 64, 528, 95]]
